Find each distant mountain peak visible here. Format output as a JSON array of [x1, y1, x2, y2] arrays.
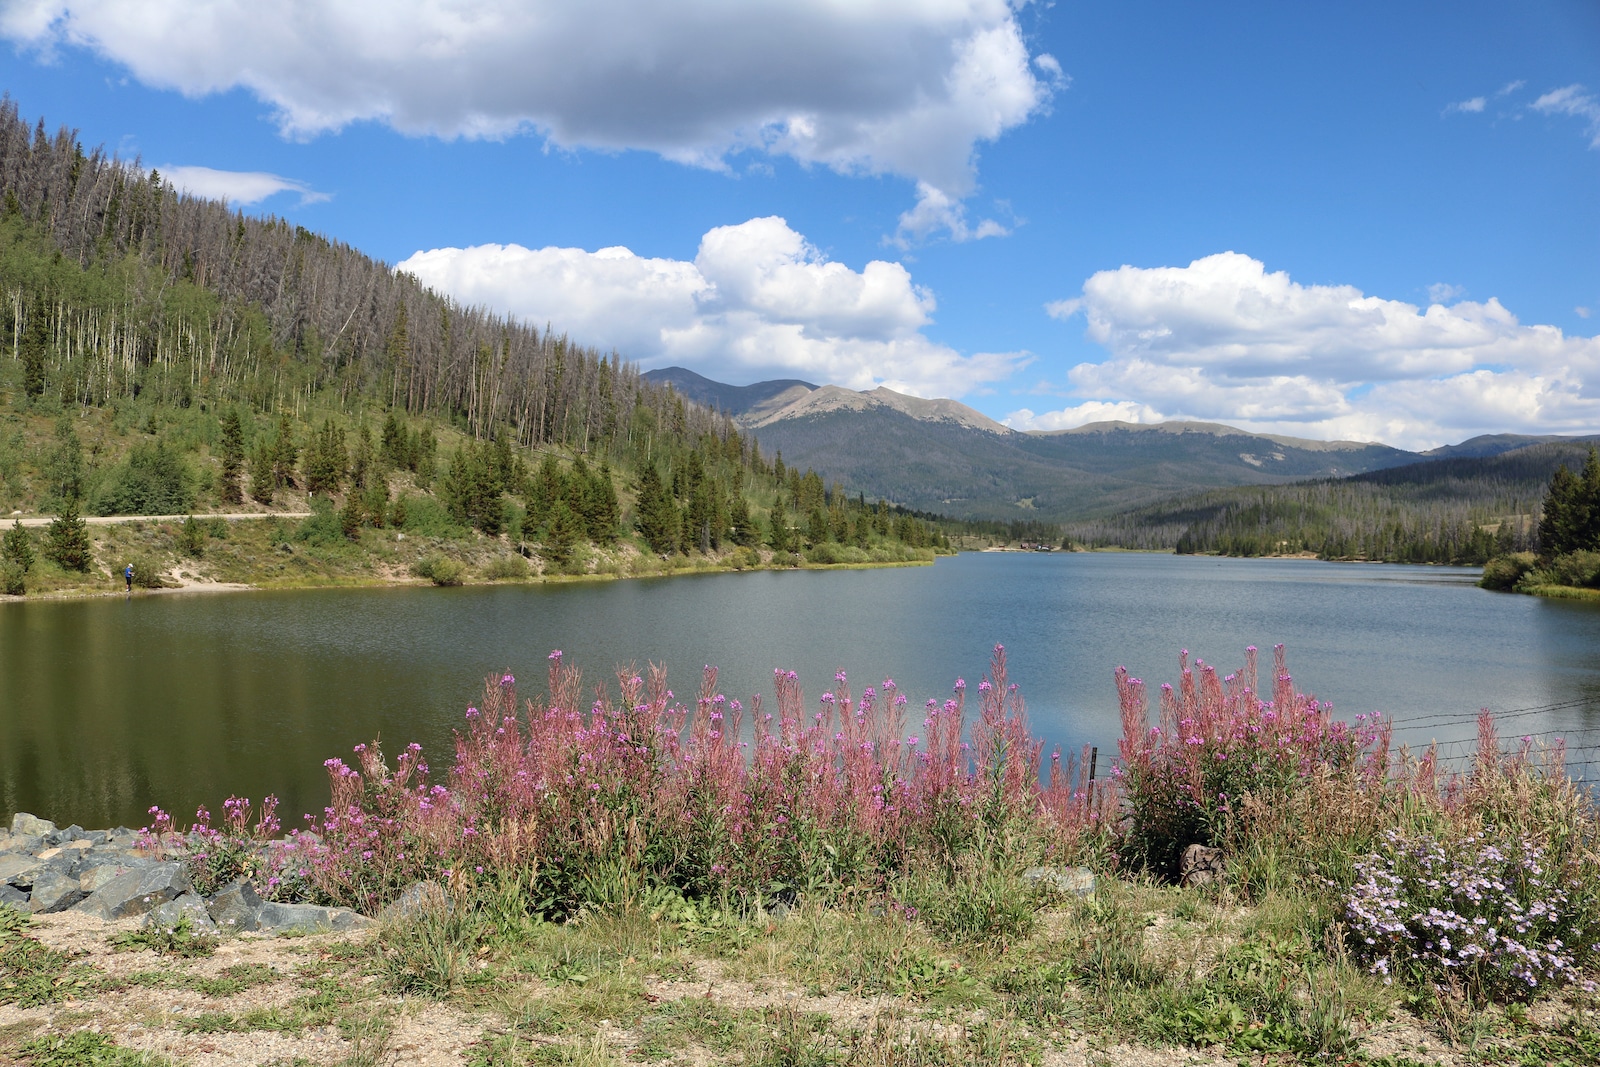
[[643, 368, 1010, 434], [1037, 419, 1389, 453]]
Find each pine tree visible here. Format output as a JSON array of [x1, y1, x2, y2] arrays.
[[19, 298, 48, 398], [249, 442, 276, 505], [340, 492, 364, 541], [351, 425, 375, 490], [45, 498, 91, 572], [2, 518, 34, 572], [218, 407, 245, 505], [728, 493, 753, 547], [1540, 464, 1585, 557], [302, 421, 347, 495], [380, 412, 410, 470], [1581, 446, 1600, 552], [589, 463, 620, 544], [635, 463, 678, 554], [270, 414, 298, 489], [545, 499, 581, 566]]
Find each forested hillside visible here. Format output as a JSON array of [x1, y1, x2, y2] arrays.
[[1063, 442, 1596, 564], [0, 101, 949, 594]]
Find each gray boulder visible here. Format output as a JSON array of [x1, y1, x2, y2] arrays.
[[74, 861, 189, 920], [10, 813, 55, 837], [28, 868, 87, 913], [1022, 866, 1097, 897], [1179, 844, 1226, 888], [0, 883, 27, 908], [379, 880, 447, 922], [0, 853, 40, 887], [79, 861, 143, 894], [151, 893, 219, 935], [256, 901, 373, 935], [206, 880, 264, 933]]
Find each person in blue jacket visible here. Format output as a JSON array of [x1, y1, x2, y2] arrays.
[[124, 562, 133, 593]]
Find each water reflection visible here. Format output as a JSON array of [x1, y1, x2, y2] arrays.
[[3, 553, 1599, 828]]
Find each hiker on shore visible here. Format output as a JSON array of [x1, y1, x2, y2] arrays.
[[124, 563, 133, 593]]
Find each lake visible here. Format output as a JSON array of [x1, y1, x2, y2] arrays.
[[4, 551, 1599, 829]]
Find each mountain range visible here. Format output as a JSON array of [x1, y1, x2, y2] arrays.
[[645, 367, 1594, 521]]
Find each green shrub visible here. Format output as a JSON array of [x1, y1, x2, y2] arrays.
[[129, 556, 170, 588], [728, 545, 762, 570], [399, 494, 464, 537], [805, 542, 869, 565], [482, 554, 530, 580], [1479, 552, 1536, 590], [412, 554, 465, 586], [1, 560, 24, 595], [1549, 550, 1600, 589], [90, 438, 195, 515], [294, 497, 346, 547]]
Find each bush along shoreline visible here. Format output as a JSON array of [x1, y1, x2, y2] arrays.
[[5, 644, 1598, 1064], [1480, 444, 1600, 599]]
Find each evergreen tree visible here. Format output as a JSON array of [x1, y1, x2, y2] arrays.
[[178, 514, 206, 558], [414, 428, 437, 488], [1581, 446, 1600, 552], [545, 499, 582, 566], [1540, 464, 1586, 557], [380, 412, 410, 470], [728, 493, 754, 547], [19, 298, 48, 398], [2, 518, 34, 572], [340, 491, 364, 541], [218, 407, 245, 505], [351, 425, 375, 489], [249, 441, 276, 505], [270, 414, 298, 490], [362, 482, 389, 528], [588, 463, 620, 544], [45, 498, 91, 572], [301, 420, 347, 495], [635, 463, 678, 554]]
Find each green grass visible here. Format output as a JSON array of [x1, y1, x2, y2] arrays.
[[0, 905, 99, 1008], [17, 1031, 175, 1067], [108, 915, 217, 958]]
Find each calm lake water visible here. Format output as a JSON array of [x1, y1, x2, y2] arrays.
[[4, 552, 1599, 829]]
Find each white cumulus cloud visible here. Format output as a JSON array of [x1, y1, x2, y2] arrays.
[[1, 0, 1059, 236], [1531, 84, 1600, 148], [1037, 252, 1600, 448], [1445, 96, 1486, 114], [399, 216, 1026, 397], [160, 165, 327, 206]]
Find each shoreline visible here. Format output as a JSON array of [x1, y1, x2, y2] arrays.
[[1, 517, 943, 604]]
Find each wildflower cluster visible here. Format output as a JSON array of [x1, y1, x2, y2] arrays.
[[286, 645, 1111, 915], [139, 796, 284, 898], [1346, 828, 1596, 1000], [1114, 645, 1388, 873]]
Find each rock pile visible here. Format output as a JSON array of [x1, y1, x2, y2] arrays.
[[0, 812, 371, 936]]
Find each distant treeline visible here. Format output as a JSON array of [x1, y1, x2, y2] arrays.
[[1064, 442, 1598, 564]]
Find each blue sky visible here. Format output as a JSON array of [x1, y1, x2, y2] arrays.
[[2, 0, 1598, 448]]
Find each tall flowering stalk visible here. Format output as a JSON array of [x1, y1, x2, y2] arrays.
[[1115, 645, 1390, 874], [289, 645, 1111, 913]]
